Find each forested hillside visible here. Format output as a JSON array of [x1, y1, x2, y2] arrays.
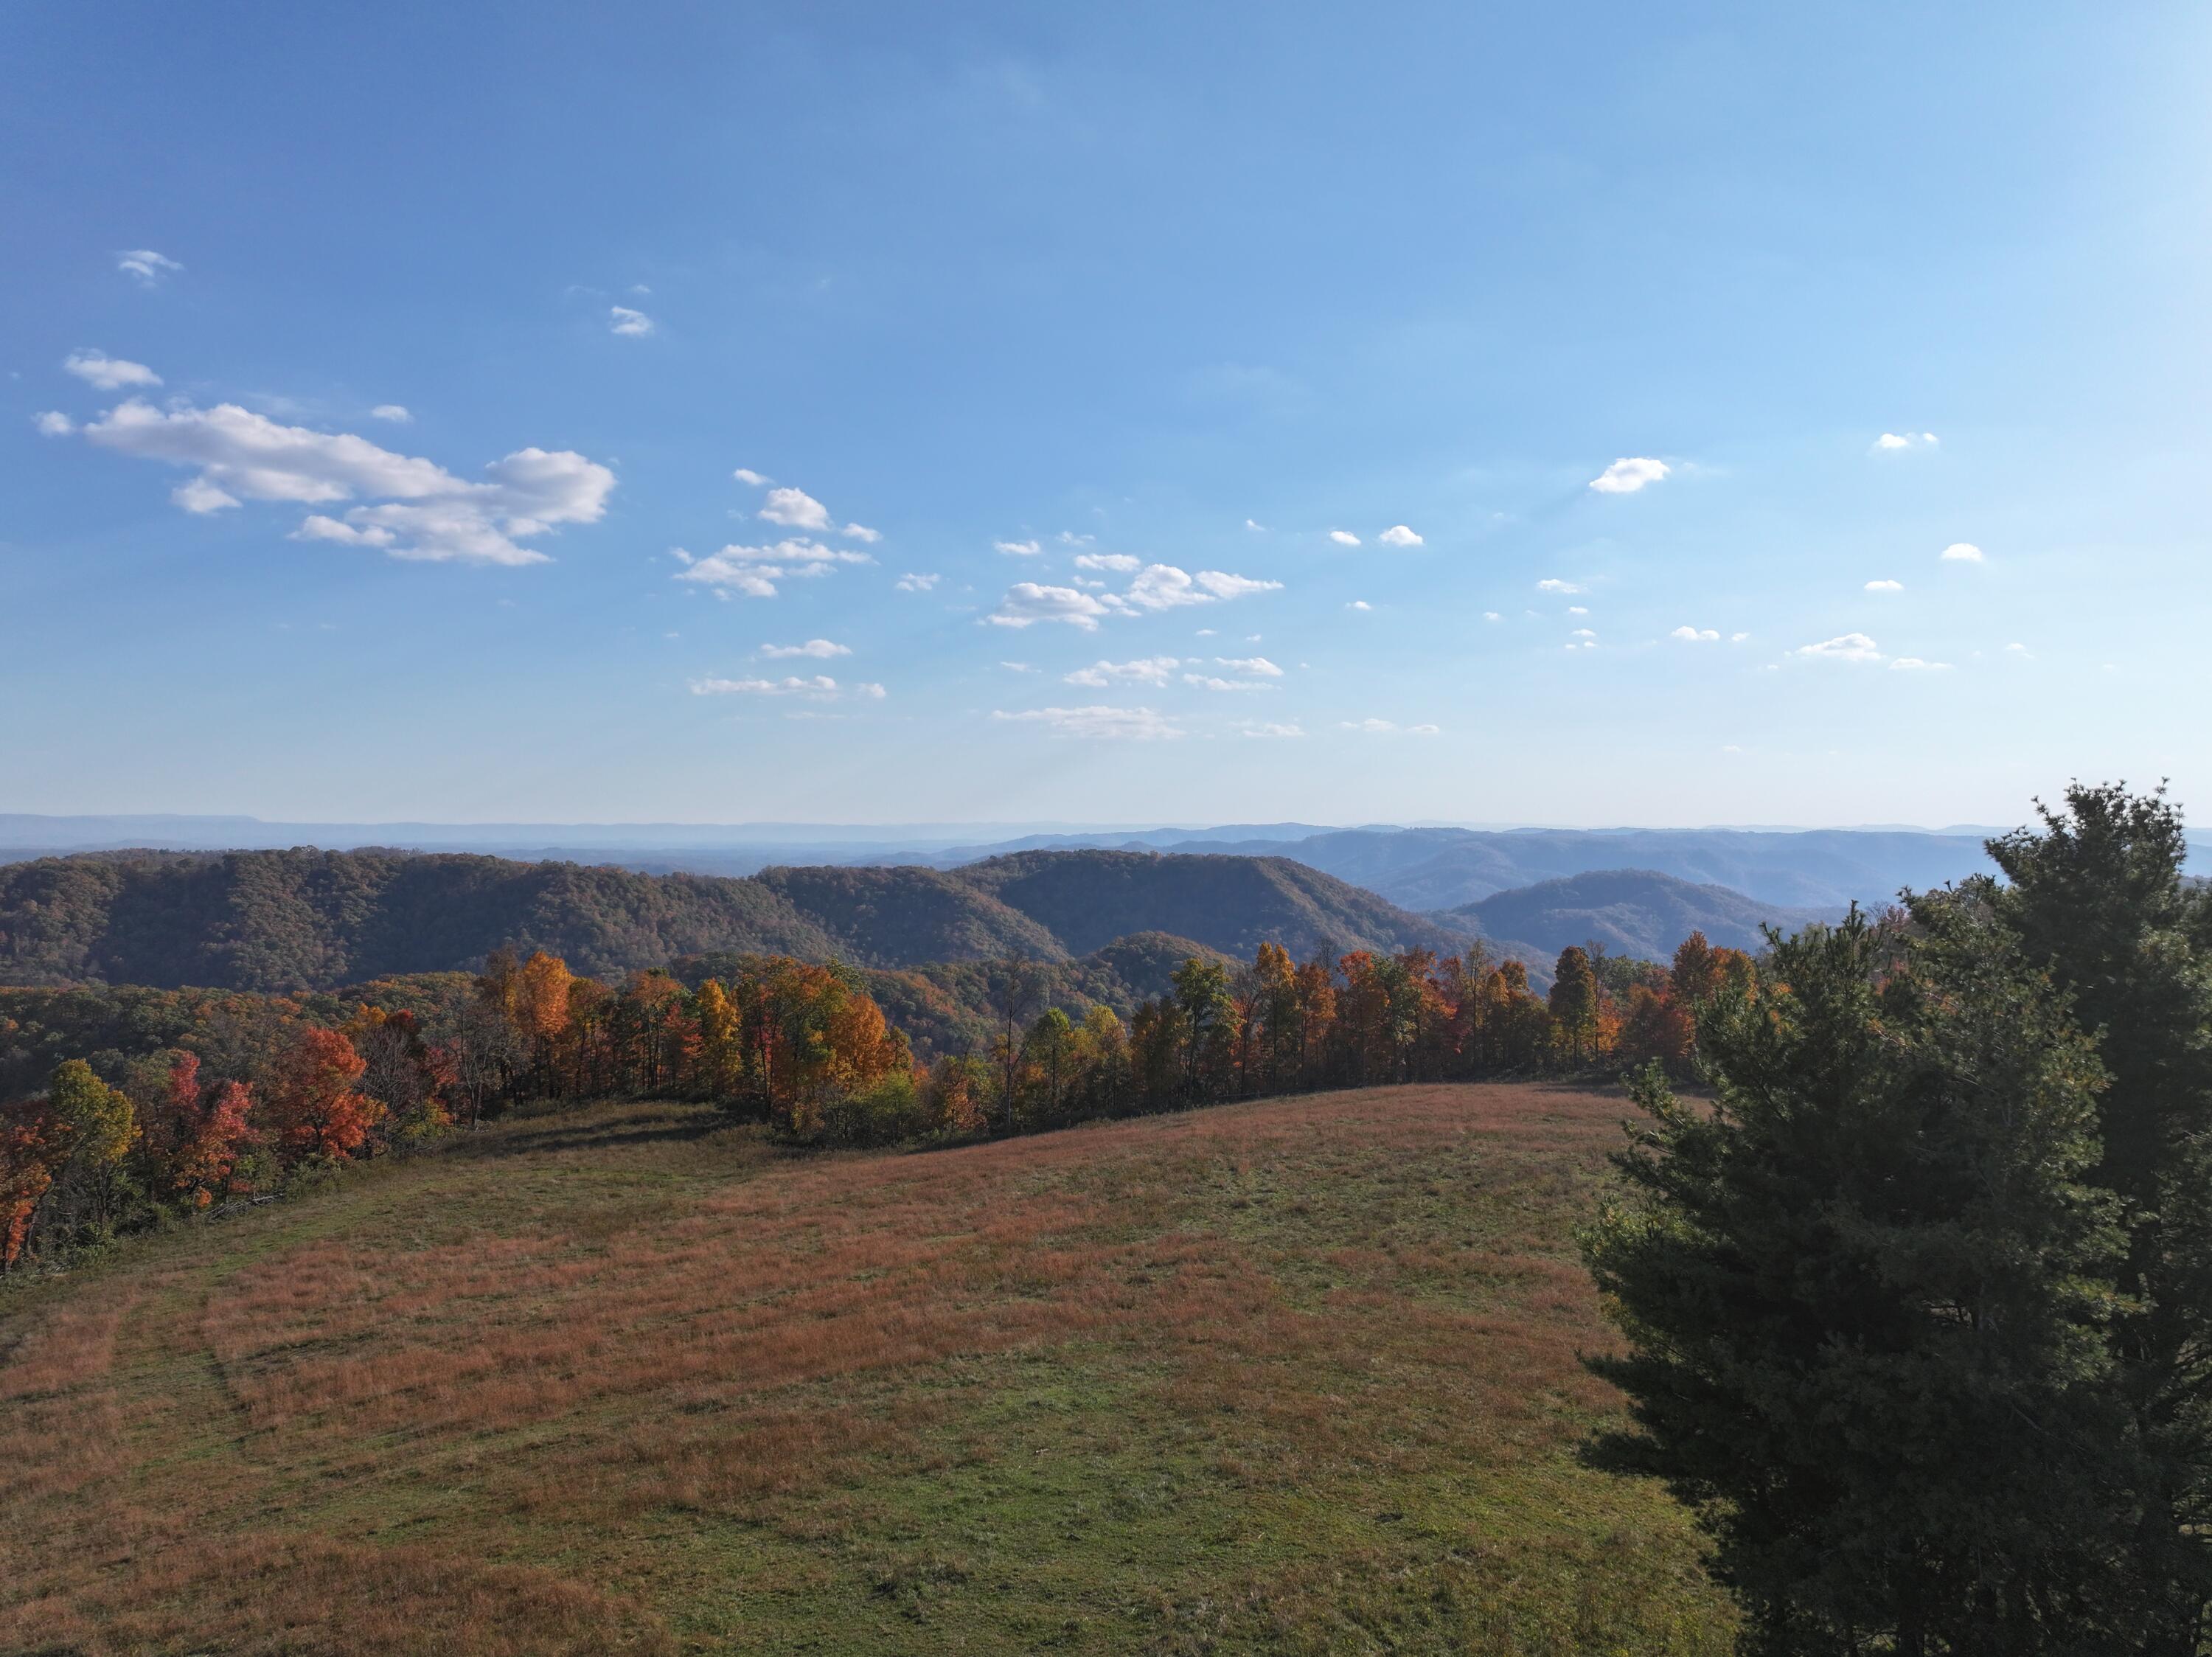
[[1446, 869, 1832, 959], [0, 847, 1467, 993], [956, 849, 1467, 959]]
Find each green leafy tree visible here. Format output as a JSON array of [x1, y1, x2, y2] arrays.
[[1584, 910, 2129, 1655]]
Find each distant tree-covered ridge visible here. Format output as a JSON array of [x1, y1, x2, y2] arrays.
[[1444, 867, 1832, 959], [0, 846, 1467, 993]]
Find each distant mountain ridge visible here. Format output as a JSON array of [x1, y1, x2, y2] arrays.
[[1445, 869, 1834, 961], [0, 846, 1469, 993], [1137, 827, 2006, 911]]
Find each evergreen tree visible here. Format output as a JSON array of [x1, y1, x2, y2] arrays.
[[1969, 782, 2212, 1650], [1584, 910, 2129, 1655]]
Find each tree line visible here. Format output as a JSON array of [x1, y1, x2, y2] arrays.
[[0, 920, 1746, 1272]]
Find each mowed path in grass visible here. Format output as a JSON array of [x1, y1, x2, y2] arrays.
[[0, 1083, 1733, 1656]]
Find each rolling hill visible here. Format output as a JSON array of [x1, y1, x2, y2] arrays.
[[0, 847, 1470, 993], [955, 848, 1467, 959], [0, 1082, 1731, 1654], [1446, 868, 1833, 960], [1141, 826, 2000, 911]]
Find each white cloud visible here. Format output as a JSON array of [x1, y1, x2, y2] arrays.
[[994, 538, 1043, 557], [1377, 524, 1423, 547], [690, 673, 881, 699], [1329, 529, 1360, 546], [1214, 656, 1283, 676], [64, 350, 161, 391], [33, 411, 74, 437], [895, 572, 940, 592], [761, 639, 850, 659], [671, 538, 872, 597], [1890, 658, 1953, 672], [1183, 674, 1271, 692], [1245, 518, 1267, 532], [2006, 642, 2033, 657], [1731, 631, 1750, 643], [1567, 605, 1587, 616], [732, 467, 772, 486], [1065, 656, 1178, 687], [1338, 718, 1439, 735], [1794, 633, 1882, 662], [1239, 721, 1304, 738], [1670, 625, 1719, 642], [1874, 431, 1938, 451], [1865, 579, 1903, 592], [1482, 611, 1500, 622], [1348, 600, 1371, 611], [1195, 628, 1217, 636], [1074, 552, 1141, 573], [1121, 563, 1281, 611], [992, 705, 1183, 740], [988, 583, 1113, 631], [176, 477, 243, 514], [1057, 531, 1094, 546], [116, 249, 182, 286], [841, 523, 880, 543], [1940, 543, 1985, 563], [609, 305, 654, 337], [1000, 661, 1035, 673], [1537, 578, 1583, 594], [759, 487, 832, 530], [1589, 456, 1669, 493], [369, 404, 411, 423], [77, 399, 613, 565], [1571, 628, 1597, 639]]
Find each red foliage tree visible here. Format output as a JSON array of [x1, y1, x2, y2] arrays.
[[261, 1026, 382, 1162]]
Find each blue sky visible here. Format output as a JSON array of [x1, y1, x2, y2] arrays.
[[7, 3, 2209, 828]]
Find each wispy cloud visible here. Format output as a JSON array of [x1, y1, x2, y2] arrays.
[[1874, 431, 1938, 451], [1074, 552, 1140, 573], [1794, 633, 1882, 662], [1537, 578, 1584, 594], [760, 639, 850, 659], [989, 583, 1114, 631], [609, 305, 654, 337], [992, 705, 1182, 740], [1239, 721, 1304, 738], [732, 467, 772, 486], [994, 538, 1043, 557], [1065, 656, 1178, 687], [1339, 718, 1439, 735], [671, 538, 873, 597], [1214, 656, 1283, 676], [116, 249, 182, 286], [1865, 579, 1903, 592], [369, 404, 411, 423], [64, 350, 161, 390], [1669, 626, 1721, 642], [1890, 657, 1952, 672], [1183, 674, 1271, 692], [691, 673, 883, 699], [895, 572, 940, 592], [1589, 456, 1669, 493]]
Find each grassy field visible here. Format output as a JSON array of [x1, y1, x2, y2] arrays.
[[0, 1083, 1733, 1656]]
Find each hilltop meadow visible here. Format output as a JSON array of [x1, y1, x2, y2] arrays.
[[0, 1080, 1731, 1656]]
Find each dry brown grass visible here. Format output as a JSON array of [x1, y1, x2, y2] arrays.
[[0, 1083, 1728, 1655]]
